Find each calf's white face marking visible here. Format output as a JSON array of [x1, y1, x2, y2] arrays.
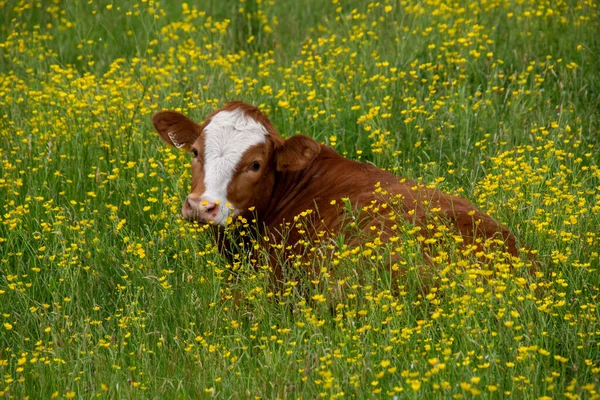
[[200, 108, 267, 225]]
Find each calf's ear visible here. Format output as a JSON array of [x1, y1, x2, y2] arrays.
[[276, 135, 321, 171], [152, 111, 200, 151]]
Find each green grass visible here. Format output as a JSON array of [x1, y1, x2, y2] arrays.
[[1, 0, 599, 398]]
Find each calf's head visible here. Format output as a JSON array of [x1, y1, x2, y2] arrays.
[[152, 101, 320, 227]]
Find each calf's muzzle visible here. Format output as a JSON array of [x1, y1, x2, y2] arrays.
[[182, 194, 220, 223]]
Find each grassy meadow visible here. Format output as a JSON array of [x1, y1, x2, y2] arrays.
[[1, 0, 599, 398]]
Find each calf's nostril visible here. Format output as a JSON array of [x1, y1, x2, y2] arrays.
[[206, 203, 219, 217]]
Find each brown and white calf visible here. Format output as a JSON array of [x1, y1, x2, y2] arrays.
[[153, 101, 518, 269]]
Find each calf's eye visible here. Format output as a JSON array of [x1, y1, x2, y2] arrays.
[[192, 148, 199, 158], [250, 161, 261, 171]]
